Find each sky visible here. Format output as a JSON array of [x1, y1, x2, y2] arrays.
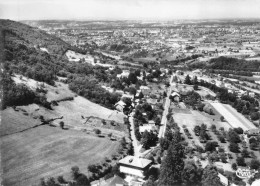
[[0, 0, 260, 21]]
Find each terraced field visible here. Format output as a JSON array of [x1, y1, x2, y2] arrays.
[[1, 125, 119, 186]]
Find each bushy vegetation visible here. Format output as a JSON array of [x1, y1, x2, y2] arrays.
[[1, 73, 51, 110]]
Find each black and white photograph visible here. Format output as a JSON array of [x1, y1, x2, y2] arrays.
[[1, 0, 260, 186]]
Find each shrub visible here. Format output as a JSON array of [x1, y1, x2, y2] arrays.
[[94, 129, 101, 134], [232, 163, 237, 170]]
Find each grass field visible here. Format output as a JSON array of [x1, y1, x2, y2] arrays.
[[210, 103, 256, 130], [1, 125, 119, 186], [0, 108, 41, 136], [12, 75, 126, 132]]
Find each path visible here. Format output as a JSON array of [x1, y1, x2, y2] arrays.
[[129, 113, 142, 157], [158, 74, 174, 138]]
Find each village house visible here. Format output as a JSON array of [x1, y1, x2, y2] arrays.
[[115, 100, 126, 112], [119, 156, 152, 179], [139, 120, 156, 134], [249, 92, 255, 98], [192, 69, 203, 76], [218, 173, 228, 186], [170, 92, 180, 102], [91, 175, 128, 186], [117, 70, 130, 79], [140, 86, 151, 96]]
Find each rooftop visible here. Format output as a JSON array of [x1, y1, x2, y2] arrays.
[[119, 156, 152, 168]]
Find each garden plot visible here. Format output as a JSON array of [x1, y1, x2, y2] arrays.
[[210, 103, 256, 130]]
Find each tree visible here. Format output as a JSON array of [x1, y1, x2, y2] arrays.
[[57, 176, 67, 184], [194, 125, 201, 136], [250, 159, 260, 170], [94, 128, 101, 134], [201, 165, 222, 186], [208, 151, 219, 163], [141, 131, 158, 149], [250, 142, 258, 150], [128, 87, 137, 95], [182, 161, 202, 186], [128, 73, 138, 84], [237, 157, 246, 166], [219, 152, 227, 163], [234, 127, 244, 135], [228, 129, 241, 143], [205, 141, 218, 152], [184, 75, 191, 85], [193, 76, 198, 85], [232, 163, 238, 170], [217, 135, 226, 143], [250, 112, 260, 121], [159, 132, 184, 186], [241, 148, 249, 158], [229, 142, 240, 153], [210, 124, 216, 131], [59, 121, 64, 129], [39, 178, 47, 186], [46, 177, 59, 186]]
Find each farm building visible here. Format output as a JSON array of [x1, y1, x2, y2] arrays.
[[119, 156, 152, 179]]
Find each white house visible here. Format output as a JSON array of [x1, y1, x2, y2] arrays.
[[171, 92, 180, 102], [117, 70, 130, 79], [119, 156, 152, 179], [218, 173, 228, 186]]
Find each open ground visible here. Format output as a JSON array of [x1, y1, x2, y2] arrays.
[[1, 125, 119, 186]]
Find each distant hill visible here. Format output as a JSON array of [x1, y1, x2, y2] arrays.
[[189, 56, 260, 72], [1, 19, 121, 110], [0, 19, 71, 56]]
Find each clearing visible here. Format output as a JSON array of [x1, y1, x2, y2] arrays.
[[1, 125, 119, 186]]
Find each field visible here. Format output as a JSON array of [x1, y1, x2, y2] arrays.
[[0, 108, 41, 136], [16, 95, 127, 138], [210, 103, 256, 130], [12, 76, 126, 136], [1, 125, 119, 186]]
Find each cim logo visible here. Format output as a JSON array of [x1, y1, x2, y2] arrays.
[[236, 168, 258, 179]]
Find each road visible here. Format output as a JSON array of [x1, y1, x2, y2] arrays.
[[158, 74, 174, 138], [129, 113, 142, 157]]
